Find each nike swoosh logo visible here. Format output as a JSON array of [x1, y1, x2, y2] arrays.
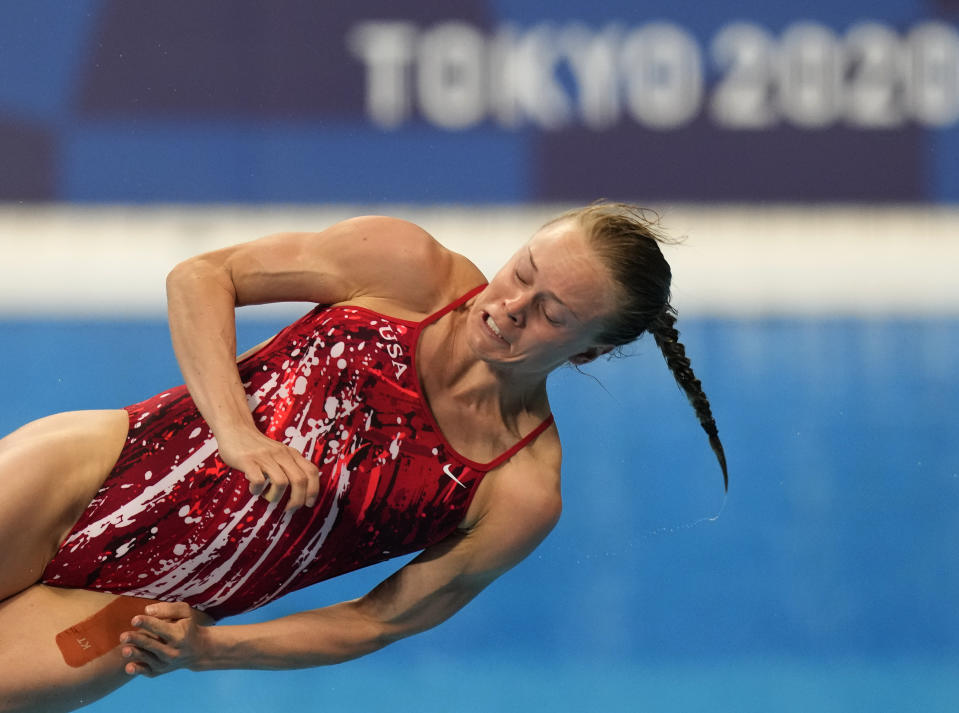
[[443, 464, 467, 488]]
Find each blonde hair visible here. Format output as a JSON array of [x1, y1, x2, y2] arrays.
[[550, 201, 728, 490]]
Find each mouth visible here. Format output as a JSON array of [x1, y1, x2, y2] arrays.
[[482, 312, 509, 345]]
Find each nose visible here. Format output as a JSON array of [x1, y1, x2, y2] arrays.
[[503, 292, 529, 327]]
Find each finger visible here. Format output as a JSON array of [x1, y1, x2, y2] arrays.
[[262, 472, 288, 504], [246, 467, 269, 496], [143, 601, 193, 620], [121, 643, 165, 677], [278, 453, 310, 512], [302, 457, 320, 508], [124, 659, 150, 677], [280, 451, 321, 512], [130, 615, 177, 643], [122, 631, 180, 662]]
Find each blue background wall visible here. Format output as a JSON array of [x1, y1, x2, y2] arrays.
[[1, 0, 958, 203]]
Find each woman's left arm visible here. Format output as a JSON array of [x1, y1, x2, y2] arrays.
[[119, 463, 562, 675]]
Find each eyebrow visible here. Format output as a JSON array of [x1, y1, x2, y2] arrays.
[[527, 247, 581, 321]]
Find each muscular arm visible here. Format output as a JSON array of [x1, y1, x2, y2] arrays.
[[122, 462, 562, 673], [164, 216, 458, 508]]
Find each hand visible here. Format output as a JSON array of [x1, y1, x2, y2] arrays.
[[216, 427, 321, 511], [119, 602, 210, 677]]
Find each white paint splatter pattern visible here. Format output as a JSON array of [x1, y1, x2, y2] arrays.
[[41, 292, 526, 619]]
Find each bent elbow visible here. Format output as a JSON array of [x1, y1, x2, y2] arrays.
[[166, 255, 235, 304], [340, 598, 406, 653], [165, 257, 202, 292]]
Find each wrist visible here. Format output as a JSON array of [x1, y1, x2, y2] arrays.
[[209, 409, 261, 444], [189, 624, 228, 672]]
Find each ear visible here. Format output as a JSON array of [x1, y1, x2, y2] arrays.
[[569, 345, 614, 365]]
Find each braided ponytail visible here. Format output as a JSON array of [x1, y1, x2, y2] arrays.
[[651, 308, 728, 491], [551, 201, 728, 489]]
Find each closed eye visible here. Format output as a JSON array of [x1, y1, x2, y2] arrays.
[[543, 307, 563, 326]]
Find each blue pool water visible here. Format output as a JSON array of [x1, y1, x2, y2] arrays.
[[3, 316, 957, 711]]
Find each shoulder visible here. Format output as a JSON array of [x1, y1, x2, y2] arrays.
[[327, 216, 471, 274], [456, 443, 561, 576], [465, 424, 563, 539], [330, 215, 436, 251], [328, 216, 487, 312]]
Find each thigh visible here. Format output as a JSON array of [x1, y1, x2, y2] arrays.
[[0, 410, 129, 599], [0, 585, 133, 713]]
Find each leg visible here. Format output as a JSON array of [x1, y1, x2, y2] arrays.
[[0, 410, 128, 599], [0, 585, 131, 713]]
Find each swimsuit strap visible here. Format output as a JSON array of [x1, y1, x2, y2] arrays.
[[482, 414, 556, 471], [417, 281, 555, 471], [420, 283, 487, 328]]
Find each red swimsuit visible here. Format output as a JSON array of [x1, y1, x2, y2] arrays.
[[41, 286, 553, 620]]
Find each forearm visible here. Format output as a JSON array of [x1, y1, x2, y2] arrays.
[[193, 601, 390, 671], [166, 258, 256, 437]]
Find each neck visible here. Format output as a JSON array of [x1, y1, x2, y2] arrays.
[[425, 305, 550, 427]]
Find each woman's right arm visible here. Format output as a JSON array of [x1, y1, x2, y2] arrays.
[[165, 216, 455, 510], [119, 449, 562, 675]]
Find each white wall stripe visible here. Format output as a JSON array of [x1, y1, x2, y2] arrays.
[[1, 204, 957, 317]]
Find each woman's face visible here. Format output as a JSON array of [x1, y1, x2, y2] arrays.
[[465, 220, 620, 376]]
